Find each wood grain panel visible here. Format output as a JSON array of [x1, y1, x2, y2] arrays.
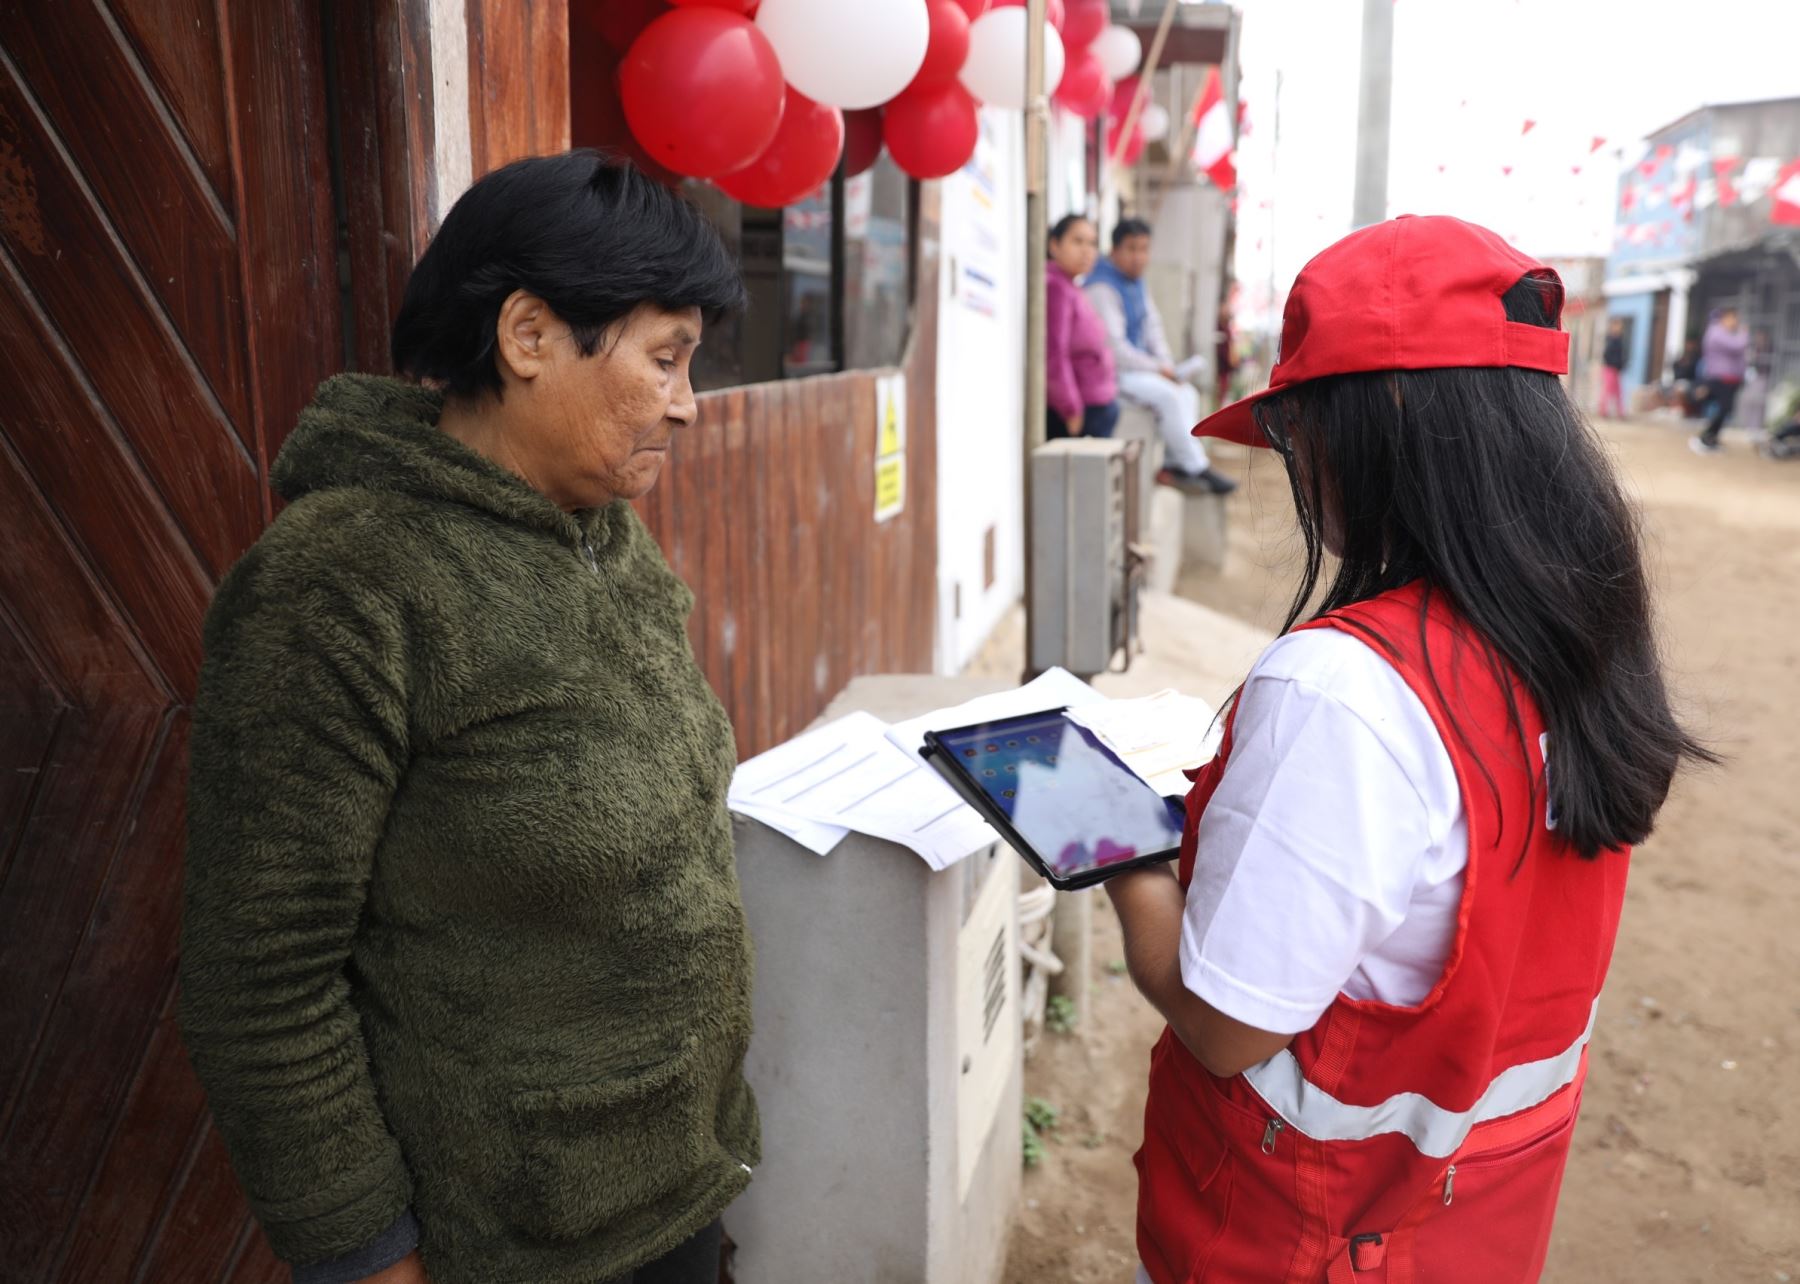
[[52, 996, 207, 1284], [0, 438, 163, 708], [0, 67, 264, 578], [0, 706, 161, 1153], [9, 717, 188, 1279], [130, 1121, 257, 1284], [0, 256, 213, 698], [0, 4, 252, 430], [224, 0, 342, 477], [328, 0, 429, 374], [466, 0, 571, 178], [105, 0, 235, 208]]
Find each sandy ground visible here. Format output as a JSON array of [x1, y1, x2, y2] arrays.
[[997, 420, 1800, 1283]]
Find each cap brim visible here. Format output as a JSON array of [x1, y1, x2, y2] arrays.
[[1192, 384, 1282, 447]]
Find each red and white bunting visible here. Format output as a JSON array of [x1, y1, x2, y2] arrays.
[[1190, 66, 1236, 191]]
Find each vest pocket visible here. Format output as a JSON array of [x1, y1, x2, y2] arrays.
[[503, 1036, 713, 1242], [1411, 1103, 1581, 1283], [1138, 1037, 1236, 1282]]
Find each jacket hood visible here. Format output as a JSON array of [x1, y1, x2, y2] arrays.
[[272, 373, 596, 543]]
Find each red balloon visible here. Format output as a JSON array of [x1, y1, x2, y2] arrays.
[[843, 108, 885, 177], [717, 89, 845, 208], [620, 9, 785, 178], [883, 83, 979, 180], [1054, 47, 1110, 118], [1060, 0, 1107, 48], [668, 0, 755, 8], [587, 0, 669, 53], [1107, 114, 1146, 166], [908, 0, 972, 92], [1109, 74, 1140, 119], [952, 0, 990, 18], [992, 0, 1064, 30]]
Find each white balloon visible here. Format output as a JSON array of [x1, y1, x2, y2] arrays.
[[1092, 24, 1142, 81], [756, 0, 929, 112], [1140, 103, 1170, 142], [960, 7, 1066, 110]]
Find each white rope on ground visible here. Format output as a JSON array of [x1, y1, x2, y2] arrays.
[[1018, 882, 1061, 1057]]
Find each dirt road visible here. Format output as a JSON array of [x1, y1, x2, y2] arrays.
[[1002, 421, 1800, 1283]]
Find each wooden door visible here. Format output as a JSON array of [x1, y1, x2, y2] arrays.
[[0, 3, 340, 1279]]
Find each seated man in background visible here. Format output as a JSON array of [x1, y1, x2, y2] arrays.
[[1086, 218, 1237, 496]]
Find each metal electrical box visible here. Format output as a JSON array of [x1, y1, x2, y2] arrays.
[[726, 677, 1023, 1284], [1030, 437, 1139, 677]]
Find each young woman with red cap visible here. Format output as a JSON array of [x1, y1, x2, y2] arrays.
[[1104, 215, 1711, 1283]]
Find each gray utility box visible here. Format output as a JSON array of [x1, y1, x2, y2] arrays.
[[727, 676, 1023, 1284], [1030, 437, 1136, 677]]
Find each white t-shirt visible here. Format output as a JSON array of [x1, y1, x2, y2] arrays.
[[1179, 627, 1469, 1036]]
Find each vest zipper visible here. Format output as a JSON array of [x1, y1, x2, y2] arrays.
[[1261, 1118, 1285, 1155], [1442, 1164, 1456, 1205]]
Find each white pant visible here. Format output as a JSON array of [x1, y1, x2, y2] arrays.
[[1117, 370, 1211, 474]]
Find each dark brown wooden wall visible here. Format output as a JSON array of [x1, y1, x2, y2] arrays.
[[0, 2, 341, 1279]]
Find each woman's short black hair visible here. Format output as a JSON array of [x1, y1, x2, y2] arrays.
[[1049, 213, 1092, 243], [1112, 217, 1153, 248], [391, 150, 746, 398]]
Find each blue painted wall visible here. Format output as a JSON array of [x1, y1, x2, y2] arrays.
[[1605, 291, 1659, 392]]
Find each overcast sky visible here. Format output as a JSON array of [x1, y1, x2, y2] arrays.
[[1227, 0, 1800, 328]]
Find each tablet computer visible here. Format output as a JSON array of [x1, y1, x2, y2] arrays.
[[921, 708, 1185, 891]]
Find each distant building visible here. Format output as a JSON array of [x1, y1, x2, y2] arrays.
[[1603, 96, 1800, 424], [1546, 255, 1608, 411]]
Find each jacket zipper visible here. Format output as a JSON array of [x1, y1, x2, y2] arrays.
[[579, 533, 599, 575], [1443, 1164, 1456, 1205], [1261, 1118, 1286, 1155]]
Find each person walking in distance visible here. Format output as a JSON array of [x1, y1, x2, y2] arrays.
[[1086, 218, 1237, 495], [1691, 306, 1749, 454], [1598, 316, 1627, 419]]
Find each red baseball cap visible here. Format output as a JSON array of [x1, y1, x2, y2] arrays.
[[1195, 215, 1570, 447]]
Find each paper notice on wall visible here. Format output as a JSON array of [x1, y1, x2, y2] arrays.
[[874, 372, 906, 522]]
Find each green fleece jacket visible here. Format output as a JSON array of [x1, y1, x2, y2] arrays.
[[179, 374, 757, 1284]]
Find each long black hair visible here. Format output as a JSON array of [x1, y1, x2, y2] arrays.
[[1252, 274, 1713, 859], [392, 150, 745, 398]]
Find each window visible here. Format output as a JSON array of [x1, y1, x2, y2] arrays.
[[685, 156, 915, 392]]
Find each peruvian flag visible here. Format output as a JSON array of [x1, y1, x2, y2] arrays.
[[1191, 67, 1237, 191], [1772, 159, 1800, 227]]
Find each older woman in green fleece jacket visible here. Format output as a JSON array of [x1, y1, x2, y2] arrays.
[[180, 153, 756, 1284]]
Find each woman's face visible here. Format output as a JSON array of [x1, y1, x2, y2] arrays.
[[483, 295, 703, 510], [1050, 219, 1098, 278]]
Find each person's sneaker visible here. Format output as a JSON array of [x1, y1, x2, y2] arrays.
[[1159, 467, 1239, 496], [1156, 467, 1212, 495], [1198, 468, 1239, 495], [1688, 435, 1722, 456]]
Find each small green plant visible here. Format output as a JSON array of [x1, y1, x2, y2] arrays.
[[1045, 994, 1078, 1034], [1022, 1096, 1060, 1169], [1106, 958, 1129, 976], [1081, 1132, 1106, 1150], [1022, 1120, 1044, 1167]]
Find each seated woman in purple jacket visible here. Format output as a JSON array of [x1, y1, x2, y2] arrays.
[[1046, 214, 1119, 439]]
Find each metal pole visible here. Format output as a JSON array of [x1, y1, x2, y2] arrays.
[[1022, 0, 1048, 679], [1352, 0, 1393, 228]]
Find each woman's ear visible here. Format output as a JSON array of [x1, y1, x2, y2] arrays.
[[494, 289, 554, 383]]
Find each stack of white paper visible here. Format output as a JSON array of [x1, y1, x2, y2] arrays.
[[1064, 689, 1223, 797], [728, 669, 1220, 869]]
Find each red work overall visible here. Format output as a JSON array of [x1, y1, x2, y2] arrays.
[[1136, 582, 1629, 1283]]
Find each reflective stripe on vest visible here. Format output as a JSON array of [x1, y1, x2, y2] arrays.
[[1243, 1001, 1598, 1160]]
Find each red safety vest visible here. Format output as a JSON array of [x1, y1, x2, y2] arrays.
[[1136, 582, 1629, 1283]]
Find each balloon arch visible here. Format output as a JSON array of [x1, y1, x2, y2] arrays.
[[575, 0, 1148, 207]]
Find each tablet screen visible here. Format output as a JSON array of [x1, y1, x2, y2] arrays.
[[932, 711, 1186, 881]]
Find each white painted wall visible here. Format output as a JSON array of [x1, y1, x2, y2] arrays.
[[933, 107, 1095, 674]]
